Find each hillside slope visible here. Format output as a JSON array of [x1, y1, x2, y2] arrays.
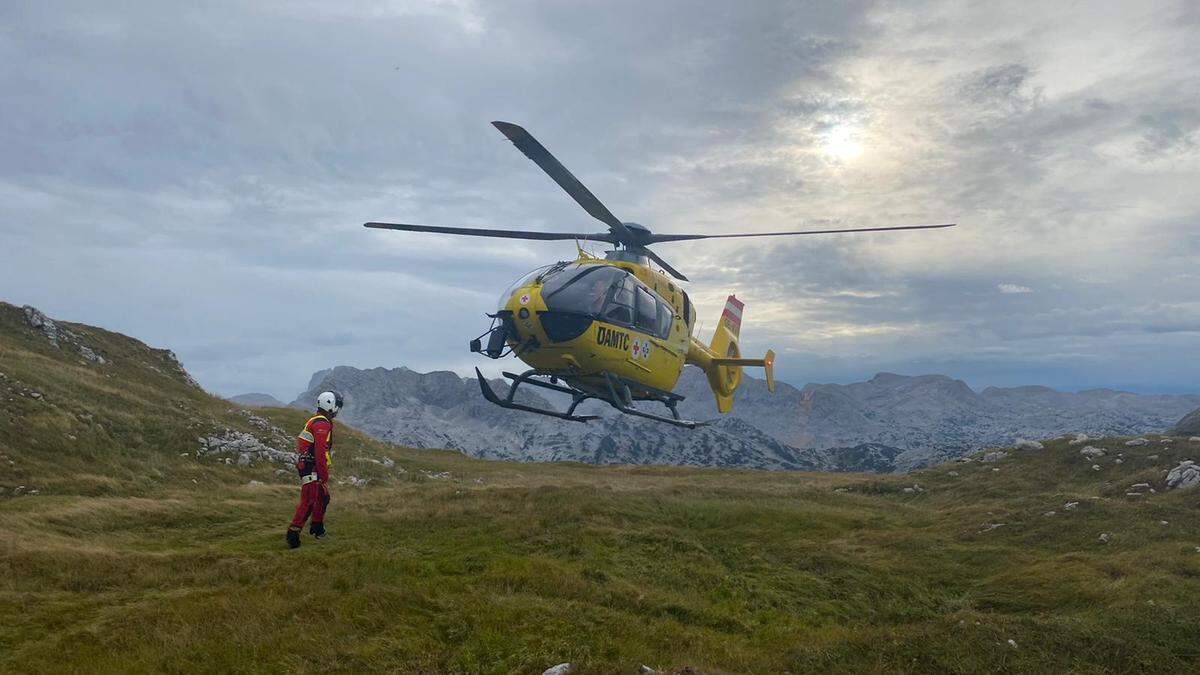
[[1170, 406, 1200, 436], [4, 303, 1200, 673]]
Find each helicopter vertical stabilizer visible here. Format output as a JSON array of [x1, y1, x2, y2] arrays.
[[689, 295, 777, 413], [706, 296, 745, 413]]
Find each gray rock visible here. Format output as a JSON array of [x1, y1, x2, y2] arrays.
[[1080, 446, 1106, 458], [1013, 438, 1044, 451], [1166, 461, 1200, 490], [1064, 501, 1080, 510], [1092, 464, 1101, 471], [982, 450, 1008, 463], [1129, 483, 1151, 490], [1068, 433, 1089, 445], [247, 480, 264, 487], [198, 430, 297, 466], [381, 457, 396, 469], [23, 305, 63, 345], [542, 664, 572, 675], [1125, 438, 1149, 447], [77, 344, 106, 364], [1099, 533, 1111, 543]]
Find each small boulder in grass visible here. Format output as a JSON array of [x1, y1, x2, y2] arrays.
[[982, 450, 1008, 463], [1068, 434, 1089, 446], [1080, 446, 1106, 459], [542, 665, 572, 675], [1014, 438, 1044, 451], [1125, 438, 1149, 447], [1099, 533, 1111, 544], [1190, 437, 1200, 443]]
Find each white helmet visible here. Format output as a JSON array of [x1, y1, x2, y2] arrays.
[[316, 390, 343, 417]]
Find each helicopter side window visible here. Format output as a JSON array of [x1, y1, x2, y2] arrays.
[[602, 273, 636, 325], [656, 301, 673, 338], [635, 287, 658, 334], [682, 291, 691, 325]]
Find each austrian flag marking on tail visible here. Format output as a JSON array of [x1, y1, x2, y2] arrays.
[[722, 295, 744, 330]]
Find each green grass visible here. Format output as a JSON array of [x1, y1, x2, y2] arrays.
[[3, 301, 1200, 673]]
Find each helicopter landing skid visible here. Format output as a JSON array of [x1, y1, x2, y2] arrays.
[[474, 368, 707, 429], [474, 368, 600, 424], [599, 371, 706, 429]]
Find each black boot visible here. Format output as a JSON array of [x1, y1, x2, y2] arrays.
[[310, 522, 326, 539], [286, 528, 301, 549]]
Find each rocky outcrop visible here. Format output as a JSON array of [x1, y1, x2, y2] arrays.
[[23, 305, 106, 364], [197, 430, 296, 467], [1166, 461, 1200, 490]]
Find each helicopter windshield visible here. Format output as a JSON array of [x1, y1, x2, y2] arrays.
[[498, 265, 552, 309], [542, 265, 624, 317], [541, 264, 673, 340]]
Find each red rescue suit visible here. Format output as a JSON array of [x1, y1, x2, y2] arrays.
[[289, 413, 333, 532]]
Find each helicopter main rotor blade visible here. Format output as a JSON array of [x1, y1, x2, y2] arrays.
[[644, 223, 956, 244], [364, 222, 617, 243], [641, 248, 689, 282], [491, 121, 635, 243]]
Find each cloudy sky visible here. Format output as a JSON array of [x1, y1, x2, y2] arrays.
[[3, 0, 1198, 399]]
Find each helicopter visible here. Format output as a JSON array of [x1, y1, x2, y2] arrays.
[[366, 121, 954, 428]]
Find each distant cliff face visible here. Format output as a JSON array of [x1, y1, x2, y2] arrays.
[[228, 393, 284, 408], [292, 365, 1200, 473], [1170, 407, 1200, 436]]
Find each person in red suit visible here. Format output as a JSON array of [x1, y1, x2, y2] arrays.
[[286, 390, 342, 549]]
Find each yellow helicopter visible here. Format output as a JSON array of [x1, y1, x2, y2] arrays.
[[366, 122, 954, 428]]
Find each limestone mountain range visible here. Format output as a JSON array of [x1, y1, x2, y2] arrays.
[[283, 365, 1200, 473]]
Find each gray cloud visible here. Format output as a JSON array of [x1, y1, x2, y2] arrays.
[[1, 0, 1198, 399]]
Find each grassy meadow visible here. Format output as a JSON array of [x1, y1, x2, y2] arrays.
[[3, 301, 1200, 673]]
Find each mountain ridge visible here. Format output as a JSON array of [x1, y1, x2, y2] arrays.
[[293, 363, 1200, 473]]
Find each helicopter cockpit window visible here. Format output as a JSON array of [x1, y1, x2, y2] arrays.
[[542, 265, 625, 317]]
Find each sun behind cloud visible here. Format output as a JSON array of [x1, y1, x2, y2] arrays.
[[821, 123, 863, 160]]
